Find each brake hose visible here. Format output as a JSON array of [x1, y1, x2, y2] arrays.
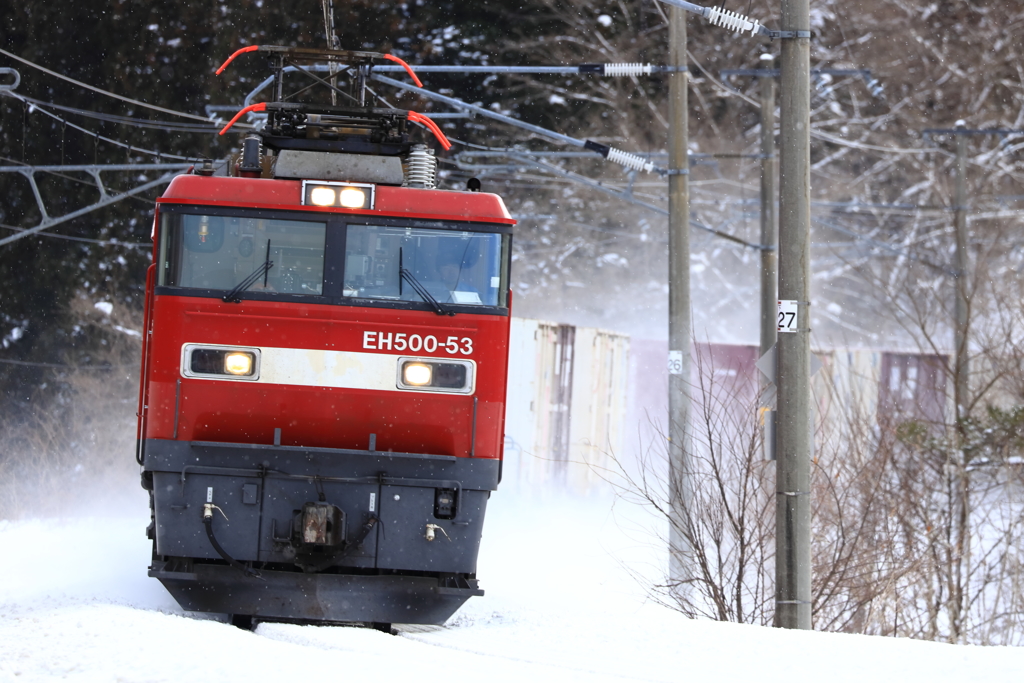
[[343, 512, 379, 553], [203, 504, 261, 578]]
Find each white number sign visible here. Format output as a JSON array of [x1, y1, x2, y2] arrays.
[[668, 350, 684, 375], [778, 300, 798, 333]]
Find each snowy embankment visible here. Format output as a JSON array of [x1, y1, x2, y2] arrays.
[[1, 490, 1021, 682]]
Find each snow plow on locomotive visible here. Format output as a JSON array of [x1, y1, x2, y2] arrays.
[[137, 46, 513, 626]]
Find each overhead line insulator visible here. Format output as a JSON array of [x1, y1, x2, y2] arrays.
[[584, 140, 656, 174], [704, 6, 763, 35], [579, 63, 654, 77]]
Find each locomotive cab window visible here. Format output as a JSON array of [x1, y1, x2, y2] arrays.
[[159, 212, 326, 296], [343, 224, 509, 308]]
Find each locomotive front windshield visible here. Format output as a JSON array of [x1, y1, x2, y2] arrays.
[[158, 213, 327, 295], [343, 224, 507, 307], [157, 209, 510, 311]]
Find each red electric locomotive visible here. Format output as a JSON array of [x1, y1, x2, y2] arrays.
[[137, 47, 513, 628]]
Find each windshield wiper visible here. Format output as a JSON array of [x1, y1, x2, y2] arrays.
[[223, 239, 274, 303], [399, 247, 454, 316]]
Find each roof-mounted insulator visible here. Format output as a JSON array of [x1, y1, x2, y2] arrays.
[[404, 144, 437, 189], [579, 63, 654, 77], [703, 7, 763, 35], [584, 140, 655, 174], [238, 135, 262, 178]]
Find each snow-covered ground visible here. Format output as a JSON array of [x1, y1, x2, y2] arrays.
[[1, 488, 1021, 682]]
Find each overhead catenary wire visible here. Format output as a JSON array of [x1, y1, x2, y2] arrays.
[[370, 73, 662, 174], [231, 61, 664, 173], [461, 156, 968, 269], [241, 63, 671, 107], [233, 62, 661, 173], [450, 143, 983, 252], [7, 92, 225, 133], [812, 216, 955, 276], [514, 214, 669, 245], [0, 222, 151, 250], [507, 210, 964, 267], [448, 138, 767, 250], [0, 45, 962, 274], [0, 46, 216, 123], [1, 91, 201, 161], [4, 50, 977, 264], [449, 141, 989, 262]]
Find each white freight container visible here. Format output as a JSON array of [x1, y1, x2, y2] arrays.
[[502, 318, 630, 493], [568, 327, 630, 491]]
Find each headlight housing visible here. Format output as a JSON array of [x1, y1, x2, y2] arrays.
[[182, 344, 261, 381], [301, 180, 375, 209], [396, 358, 475, 394]]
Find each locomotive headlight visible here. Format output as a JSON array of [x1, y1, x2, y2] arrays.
[[182, 344, 260, 381], [302, 180, 375, 209], [308, 186, 337, 207], [224, 352, 254, 376], [402, 362, 433, 386], [397, 358, 475, 394], [339, 187, 367, 208]]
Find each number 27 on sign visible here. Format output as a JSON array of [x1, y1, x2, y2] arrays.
[[777, 300, 798, 333]]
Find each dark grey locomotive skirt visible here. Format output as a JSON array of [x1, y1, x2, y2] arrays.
[[143, 439, 499, 624]]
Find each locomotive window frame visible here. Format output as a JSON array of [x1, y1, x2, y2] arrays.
[[155, 204, 512, 317]]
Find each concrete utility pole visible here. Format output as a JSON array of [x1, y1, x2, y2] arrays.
[[758, 56, 778, 362], [775, 0, 812, 629], [667, 6, 693, 590], [953, 125, 969, 421], [923, 123, 1024, 424], [758, 56, 779, 463]]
